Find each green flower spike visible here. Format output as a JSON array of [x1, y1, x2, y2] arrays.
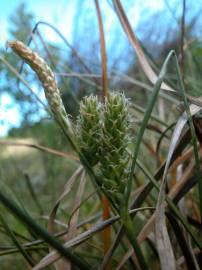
[[76, 95, 102, 166], [100, 92, 131, 204]]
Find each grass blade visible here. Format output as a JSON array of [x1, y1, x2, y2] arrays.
[[47, 166, 83, 270], [136, 159, 202, 249], [34, 207, 153, 269], [0, 188, 91, 270], [24, 174, 44, 215], [95, 0, 108, 99], [167, 212, 198, 270], [112, 0, 174, 92], [0, 139, 79, 160], [155, 112, 189, 270], [0, 214, 35, 267], [125, 50, 175, 203], [94, 2, 111, 268], [173, 52, 202, 220]]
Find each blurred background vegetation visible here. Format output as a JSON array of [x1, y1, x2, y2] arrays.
[[0, 0, 202, 269]]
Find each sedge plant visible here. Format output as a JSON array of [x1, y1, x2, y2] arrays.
[[8, 40, 147, 269], [76, 93, 147, 269]]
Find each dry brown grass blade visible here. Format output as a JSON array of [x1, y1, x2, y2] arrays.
[[155, 103, 201, 270], [169, 146, 198, 171], [117, 147, 197, 268], [177, 248, 201, 269], [52, 171, 86, 270], [48, 166, 83, 233], [46, 167, 83, 270], [65, 171, 86, 240], [179, 0, 186, 80], [101, 195, 111, 266], [94, 2, 112, 269], [112, 0, 174, 92], [61, 171, 86, 270], [35, 29, 101, 92], [95, 0, 108, 99], [146, 157, 195, 237], [155, 113, 189, 270], [28, 21, 97, 82], [34, 207, 152, 270], [0, 140, 79, 161]]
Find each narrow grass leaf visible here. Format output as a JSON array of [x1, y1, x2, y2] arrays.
[[136, 159, 201, 249], [95, 0, 108, 99], [0, 189, 91, 270], [112, 0, 174, 92], [155, 112, 189, 270], [94, 3, 111, 265], [47, 166, 83, 270], [125, 50, 175, 203], [34, 207, 152, 269], [48, 166, 83, 234], [30, 21, 95, 79], [24, 174, 44, 215], [167, 213, 198, 270], [173, 53, 202, 219], [0, 140, 79, 160], [66, 171, 86, 240], [61, 171, 86, 270], [0, 214, 35, 267]]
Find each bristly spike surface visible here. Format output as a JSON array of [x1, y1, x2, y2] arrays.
[[76, 94, 102, 166], [100, 92, 131, 204], [8, 40, 73, 135]]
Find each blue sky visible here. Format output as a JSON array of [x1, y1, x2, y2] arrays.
[[0, 0, 180, 136]]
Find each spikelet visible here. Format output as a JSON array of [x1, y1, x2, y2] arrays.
[[76, 95, 102, 166], [99, 92, 131, 203], [8, 40, 73, 135]]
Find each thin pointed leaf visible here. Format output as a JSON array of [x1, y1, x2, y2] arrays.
[[173, 53, 202, 218], [0, 189, 91, 270], [34, 207, 153, 270], [0, 214, 35, 267], [125, 50, 175, 203], [112, 0, 174, 92], [155, 112, 188, 270]]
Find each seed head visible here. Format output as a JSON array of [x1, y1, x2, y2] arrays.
[[8, 40, 73, 134], [76, 95, 102, 166], [99, 92, 131, 203]]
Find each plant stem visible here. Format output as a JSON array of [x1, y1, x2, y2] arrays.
[[121, 208, 148, 270]]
